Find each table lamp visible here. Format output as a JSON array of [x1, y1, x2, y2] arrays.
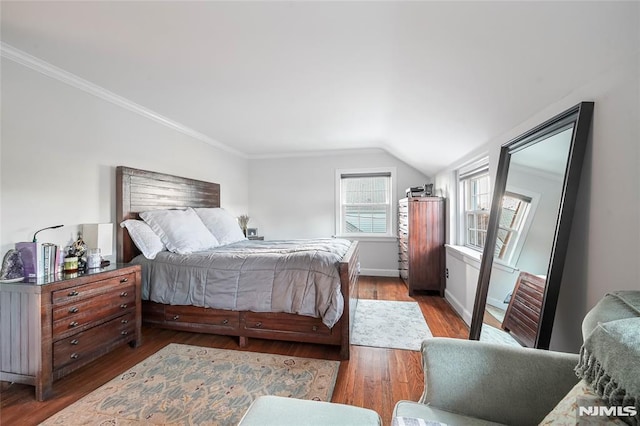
[[82, 223, 113, 268]]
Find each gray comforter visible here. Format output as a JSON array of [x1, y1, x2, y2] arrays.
[[131, 238, 352, 328]]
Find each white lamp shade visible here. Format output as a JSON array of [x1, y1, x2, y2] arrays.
[[82, 223, 114, 256]]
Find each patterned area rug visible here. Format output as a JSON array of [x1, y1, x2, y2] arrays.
[[42, 343, 340, 425], [351, 299, 433, 351]]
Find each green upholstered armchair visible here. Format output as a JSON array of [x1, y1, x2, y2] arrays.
[[394, 291, 640, 426], [394, 338, 579, 425]]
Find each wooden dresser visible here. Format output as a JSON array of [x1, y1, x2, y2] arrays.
[[501, 271, 546, 347], [0, 264, 141, 400], [398, 197, 445, 296]]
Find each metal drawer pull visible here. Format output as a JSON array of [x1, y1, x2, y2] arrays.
[[69, 307, 79, 314], [120, 278, 128, 283], [120, 304, 128, 309], [121, 330, 128, 336], [68, 290, 79, 297], [70, 353, 79, 359], [121, 319, 129, 324], [70, 339, 79, 345], [222, 319, 229, 325], [312, 326, 318, 332], [172, 315, 180, 320], [120, 292, 128, 297], [255, 322, 262, 328], [69, 321, 78, 328]]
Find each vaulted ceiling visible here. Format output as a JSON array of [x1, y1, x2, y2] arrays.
[[1, 1, 637, 175]]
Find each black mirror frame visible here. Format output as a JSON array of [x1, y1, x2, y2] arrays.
[[469, 101, 594, 349]]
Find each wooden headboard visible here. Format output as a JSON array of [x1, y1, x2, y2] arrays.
[[116, 166, 221, 263]]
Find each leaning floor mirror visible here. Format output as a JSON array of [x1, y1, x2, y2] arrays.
[[469, 102, 594, 349]]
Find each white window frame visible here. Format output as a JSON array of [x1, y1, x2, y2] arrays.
[[335, 167, 396, 239], [457, 157, 490, 252], [494, 186, 540, 267]]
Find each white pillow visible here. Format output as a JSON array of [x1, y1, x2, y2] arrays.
[[194, 208, 247, 245], [139, 208, 220, 254], [120, 220, 166, 259]]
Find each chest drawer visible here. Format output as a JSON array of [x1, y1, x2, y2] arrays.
[[53, 311, 136, 370], [52, 287, 136, 339], [51, 272, 135, 305]]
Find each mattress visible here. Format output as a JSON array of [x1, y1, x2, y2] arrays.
[[131, 238, 352, 328]]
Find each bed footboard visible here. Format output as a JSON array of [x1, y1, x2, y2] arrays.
[[339, 240, 360, 359]]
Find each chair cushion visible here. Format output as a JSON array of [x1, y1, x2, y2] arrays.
[[239, 395, 382, 426], [393, 401, 505, 426]]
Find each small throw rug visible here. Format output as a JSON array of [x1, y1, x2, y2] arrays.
[[42, 343, 340, 426], [351, 299, 433, 351], [479, 323, 521, 347]]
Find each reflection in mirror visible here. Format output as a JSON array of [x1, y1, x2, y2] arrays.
[[469, 102, 594, 349], [480, 128, 572, 347]]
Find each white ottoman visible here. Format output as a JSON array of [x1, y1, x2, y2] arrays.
[[238, 395, 382, 426]]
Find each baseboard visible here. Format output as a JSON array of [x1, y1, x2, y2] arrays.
[[487, 296, 508, 311], [360, 268, 399, 277], [444, 289, 472, 326]]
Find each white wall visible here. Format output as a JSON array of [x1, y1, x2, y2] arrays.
[[0, 59, 249, 259], [445, 246, 481, 325], [247, 150, 430, 275], [436, 52, 640, 352]]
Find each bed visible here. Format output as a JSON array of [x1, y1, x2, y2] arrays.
[[116, 166, 359, 359]]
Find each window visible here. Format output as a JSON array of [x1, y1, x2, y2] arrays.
[[458, 159, 490, 251], [336, 168, 395, 237], [495, 192, 532, 262]]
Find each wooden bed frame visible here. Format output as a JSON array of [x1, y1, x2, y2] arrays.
[[116, 166, 359, 359]]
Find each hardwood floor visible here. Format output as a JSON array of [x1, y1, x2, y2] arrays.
[[0, 276, 469, 426]]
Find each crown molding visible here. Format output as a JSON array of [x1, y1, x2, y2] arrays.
[[0, 42, 246, 158]]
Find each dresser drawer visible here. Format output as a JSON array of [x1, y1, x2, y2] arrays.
[[52, 288, 136, 339], [243, 312, 331, 335], [53, 311, 136, 370], [52, 272, 135, 304]]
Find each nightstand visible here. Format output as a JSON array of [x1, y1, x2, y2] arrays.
[[0, 264, 141, 400], [247, 236, 264, 240]]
